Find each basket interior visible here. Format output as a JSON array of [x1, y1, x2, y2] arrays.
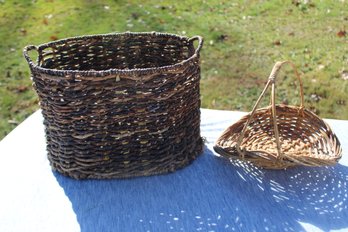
[[38, 34, 194, 71], [219, 106, 340, 158]]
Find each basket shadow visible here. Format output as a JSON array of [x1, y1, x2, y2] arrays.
[[214, 151, 348, 232], [53, 146, 348, 232]]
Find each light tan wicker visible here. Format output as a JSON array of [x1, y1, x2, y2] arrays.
[[214, 61, 342, 169]]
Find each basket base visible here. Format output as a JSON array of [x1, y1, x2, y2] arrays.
[[50, 138, 204, 179]]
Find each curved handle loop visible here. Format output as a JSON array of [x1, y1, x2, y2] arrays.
[[269, 61, 304, 108], [23, 45, 39, 66], [236, 61, 304, 160], [189, 36, 203, 56]]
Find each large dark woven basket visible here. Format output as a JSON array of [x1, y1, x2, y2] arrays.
[[24, 32, 204, 179]]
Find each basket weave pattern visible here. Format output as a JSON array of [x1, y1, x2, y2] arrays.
[[214, 61, 342, 169], [24, 32, 204, 179]]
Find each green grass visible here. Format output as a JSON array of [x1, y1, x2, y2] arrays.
[[0, 0, 347, 140]]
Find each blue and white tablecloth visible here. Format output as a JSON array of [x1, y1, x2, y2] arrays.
[[0, 109, 347, 232]]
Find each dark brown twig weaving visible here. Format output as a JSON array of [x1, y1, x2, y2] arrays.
[[24, 32, 204, 179], [214, 61, 342, 169]]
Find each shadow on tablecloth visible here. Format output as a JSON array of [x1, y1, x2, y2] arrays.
[[54, 146, 348, 232]]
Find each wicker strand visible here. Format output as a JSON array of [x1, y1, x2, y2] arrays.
[[236, 79, 272, 158]]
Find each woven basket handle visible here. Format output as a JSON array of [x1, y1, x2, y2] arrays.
[[236, 61, 304, 159], [189, 36, 203, 56], [269, 61, 304, 107], [23, 45, 39, 67]]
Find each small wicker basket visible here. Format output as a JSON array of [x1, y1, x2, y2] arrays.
[[214, 61, 342, 169], [24, 32, 204, 179]]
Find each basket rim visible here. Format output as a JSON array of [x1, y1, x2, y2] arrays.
[[23, 32, 203, 77], [216, 104, 335, 141]]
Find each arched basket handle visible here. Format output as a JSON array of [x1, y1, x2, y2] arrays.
[[236, 61, 305, 160], [23, 45, 39, 67], [189, 36, 203, 56]]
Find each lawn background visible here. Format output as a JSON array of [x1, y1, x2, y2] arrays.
[[0, 0, 347, 140]]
